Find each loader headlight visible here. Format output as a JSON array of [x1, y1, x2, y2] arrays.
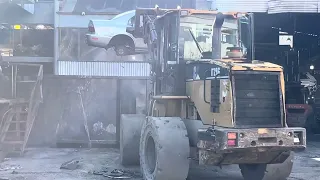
[[310, 65, 315, 70], [294, 135, 300, 144], [294, 131, 303, 145]]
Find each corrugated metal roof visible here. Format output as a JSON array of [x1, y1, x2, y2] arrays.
[[268, 0, 319, 14], [57, 61, 151, 78], [57, 15, 114, 28], [215, 0, 268, 13], [214, 0, 320, 13]]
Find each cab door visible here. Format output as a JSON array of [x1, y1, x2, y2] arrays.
[[127, 16, 147, 53]]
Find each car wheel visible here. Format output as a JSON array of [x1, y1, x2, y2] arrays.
[[114, 44, 133, 56]]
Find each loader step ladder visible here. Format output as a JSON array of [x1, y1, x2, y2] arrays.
[[0, 63, 43, 155]]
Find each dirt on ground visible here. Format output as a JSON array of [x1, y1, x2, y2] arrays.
[[0, 141, 320, 180]]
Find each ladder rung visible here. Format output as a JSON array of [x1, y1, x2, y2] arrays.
[[2, 141, 24, 144], [12, 111, 28, 114], [17, 81, 36, 83], [6, 130, 26, 133]]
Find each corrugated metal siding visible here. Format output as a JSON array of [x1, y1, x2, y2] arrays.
[[57, 61, 150, 77], [195, 0, 211, 10], [215, 0, 268, 12], [268, 0, 320, 14], [215, 0, 320, 13]]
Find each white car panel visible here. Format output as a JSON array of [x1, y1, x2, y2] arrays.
[[86, 10, 147, 54]]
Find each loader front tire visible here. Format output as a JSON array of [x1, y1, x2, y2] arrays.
[[140, 117, 190, 180], [120, 114, 145, 166]]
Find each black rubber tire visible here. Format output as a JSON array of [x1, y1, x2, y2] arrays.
[[115, 44, 133, 56], [239, 164, 267, 180], [306, 113, 320, 134], [140, 117, 190, 180], [263, 151, 294, 180], [120, 114, 145, 166], [182, 119, 205, 147]]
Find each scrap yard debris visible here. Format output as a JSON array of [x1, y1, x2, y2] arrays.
[[92, 168, 142, 179], [0, 164, 21, 171], [60, 158, 81, 170]]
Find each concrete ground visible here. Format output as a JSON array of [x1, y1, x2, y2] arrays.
[[0, 141, 320, 180]]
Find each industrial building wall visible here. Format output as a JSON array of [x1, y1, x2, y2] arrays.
[[27, 76, 148, 147], [213, 0, 320, 13], [0, 2, 54, 24]]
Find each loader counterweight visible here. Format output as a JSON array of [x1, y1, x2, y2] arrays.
[[198, 127, 305, 165]]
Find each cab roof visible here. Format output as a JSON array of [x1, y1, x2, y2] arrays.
[[135, 8, 245, 18], [187, 59, 283, 72], [214, 59, 283, 72]]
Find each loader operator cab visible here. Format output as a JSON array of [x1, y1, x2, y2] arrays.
[[178, 11, 250, 61], [126, 9, 253, 62]]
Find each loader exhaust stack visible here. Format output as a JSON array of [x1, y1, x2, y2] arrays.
[[212, 12, 224, 59]]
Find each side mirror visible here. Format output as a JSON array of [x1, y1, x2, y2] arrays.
[[126, 26, 135, 35]]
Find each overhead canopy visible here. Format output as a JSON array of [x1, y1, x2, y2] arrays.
[[214, 0, 320, 14]]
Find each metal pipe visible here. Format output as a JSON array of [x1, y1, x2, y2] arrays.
[[212, 12, 224, 59], [54, 0, 60, 75], [247, 13, 255, 61], [250, 13, 255, 60], [116, 79, 121, 146], [11, 65, 17, 98]]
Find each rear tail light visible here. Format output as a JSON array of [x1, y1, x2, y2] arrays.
[[227, 132, 237, 140], [88, 21, 95, 33], [227, 132, 237, 146], [227, 140, 236, 146], [88, 26, 95, 33]]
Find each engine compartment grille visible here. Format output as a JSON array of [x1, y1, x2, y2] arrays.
[[233, 72, 283, 128]]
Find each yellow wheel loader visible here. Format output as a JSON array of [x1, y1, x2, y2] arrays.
[[120, 8, 306, 180]]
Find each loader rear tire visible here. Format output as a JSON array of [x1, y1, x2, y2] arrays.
[[140, 117, 190, 180], [263, 151, 294, 180], [120, 114, 145, 166], [239, 164, 267, 180], [240, 151, 294, 180]]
